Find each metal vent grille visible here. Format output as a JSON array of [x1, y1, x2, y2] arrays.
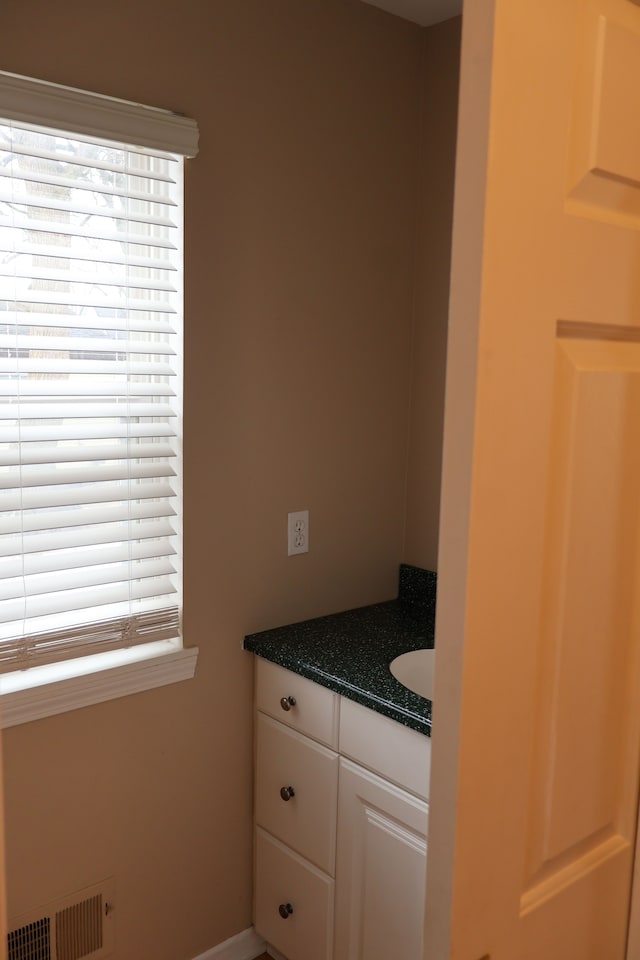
[[55, 895, 102, 960], [8, 918, 51, 960], [8, 880, 114, 960]]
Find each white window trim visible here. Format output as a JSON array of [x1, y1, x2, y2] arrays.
[[0, 70, 199, 156], [0, 641, 198, 728], [0, 71, 199, 726]]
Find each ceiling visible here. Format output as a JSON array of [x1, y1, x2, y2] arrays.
[[360, 0, 462, 27]]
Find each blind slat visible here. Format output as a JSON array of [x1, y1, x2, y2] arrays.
[[1, 442, 176, 468], [1, 498, 176, 538], [0, 239, 177, 271], [0, 359, 176, 376], [0, 538, 176, 580], [0, 402, 176, 420], [0, 576, 177, 627], [2, 289, 177, 313], [1, 334, 176, 355], [1, 557, 177, 602], [0, 191, 177, 227], [0, 423, 175, 442], [1, 478, 177, 513], [0, 139, 178, 181], [0, 384, 175, 401], [0, 517, 176, 558], [0, 214, 178, 248], [0, 311, 176, 334], [0, 264, 177, 292], [5, 461, 176, 489], [0, 170, 178, 206]]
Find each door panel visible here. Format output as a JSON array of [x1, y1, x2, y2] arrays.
[[568, 2, 640, 225], [427, 0, 640, 958], [525, 336, 640, 886]]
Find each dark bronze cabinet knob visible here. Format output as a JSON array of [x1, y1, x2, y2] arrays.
[[278, 902, 293, 919], [280, 695, 296, 712], [280, 785, 295, 801]]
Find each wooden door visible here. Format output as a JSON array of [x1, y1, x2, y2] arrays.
[[427, 1, 640, 958]]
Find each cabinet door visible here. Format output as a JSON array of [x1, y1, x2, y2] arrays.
[[334, 758, 428, 960]]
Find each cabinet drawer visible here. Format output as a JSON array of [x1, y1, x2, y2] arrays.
[[339, 696, 430, 800], [256, 658, 339, 748], [256, 713, 338, 875], [255, 827, 334, 960]]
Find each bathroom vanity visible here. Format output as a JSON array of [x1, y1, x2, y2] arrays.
[[244, 565, 435, 960]]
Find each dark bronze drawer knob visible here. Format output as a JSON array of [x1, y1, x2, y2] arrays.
[[280, 785, 295, 802], [280, 695, 296, 712], [278, 902, 293, 919]]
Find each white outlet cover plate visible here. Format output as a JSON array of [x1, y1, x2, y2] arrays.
[[288, 510, 309, 556]]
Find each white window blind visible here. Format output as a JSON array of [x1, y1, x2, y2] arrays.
[[0, 72, 198, 674]]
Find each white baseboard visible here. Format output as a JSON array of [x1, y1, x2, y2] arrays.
[[265, 945, 287, 960], [191, 926, 266, 960]]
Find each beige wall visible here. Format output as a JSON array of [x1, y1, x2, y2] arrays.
[[0, 3, 461, 957], [404, 16, 461, 571], [0, 2, 428, 958]]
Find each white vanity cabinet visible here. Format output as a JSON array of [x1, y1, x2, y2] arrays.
[[253, 658, 431, 960]]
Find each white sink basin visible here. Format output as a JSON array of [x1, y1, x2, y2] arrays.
[[389, 648, 435, 701]]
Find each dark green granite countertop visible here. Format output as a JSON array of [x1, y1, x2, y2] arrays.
[[244, 565, 435, 736]]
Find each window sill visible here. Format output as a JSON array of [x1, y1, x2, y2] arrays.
[[0, 640, 198, 728]]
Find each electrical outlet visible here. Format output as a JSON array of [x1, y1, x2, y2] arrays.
[[288, 510, 309, 556]]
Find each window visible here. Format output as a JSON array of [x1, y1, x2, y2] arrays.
[[0, 71, 199, 725]]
